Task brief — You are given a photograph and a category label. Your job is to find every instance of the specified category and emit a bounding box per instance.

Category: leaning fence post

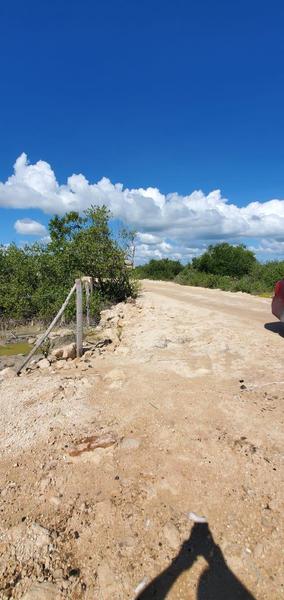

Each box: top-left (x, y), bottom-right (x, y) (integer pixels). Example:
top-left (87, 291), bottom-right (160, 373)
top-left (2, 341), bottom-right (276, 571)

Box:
top-left (17, 283), bottom-right (76, 375)
top-left (76, 278), bottom-right (83, 357)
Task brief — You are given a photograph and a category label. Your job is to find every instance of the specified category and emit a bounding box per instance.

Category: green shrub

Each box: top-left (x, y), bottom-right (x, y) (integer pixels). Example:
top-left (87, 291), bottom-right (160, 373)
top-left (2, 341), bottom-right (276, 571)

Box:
top-left (176, 267), bottom-right (232, 290)
top-left (192, 243), bottom-right (256, 277)
top-left (135, 258), bottom-right (183, 281)
top-left (256, 261), bottom-right (284, 290)
top-left (175, 252), bottom-right (280, 296)
top-left (0, 206), bottom-right (135, 324)
top-left (230, 275), bottom-right (266, 295)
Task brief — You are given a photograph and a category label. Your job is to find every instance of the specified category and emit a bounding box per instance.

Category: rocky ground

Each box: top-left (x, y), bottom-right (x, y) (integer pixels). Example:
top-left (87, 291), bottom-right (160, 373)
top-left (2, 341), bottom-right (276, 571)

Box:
top-left (0, 280), bottom-right (283, 599)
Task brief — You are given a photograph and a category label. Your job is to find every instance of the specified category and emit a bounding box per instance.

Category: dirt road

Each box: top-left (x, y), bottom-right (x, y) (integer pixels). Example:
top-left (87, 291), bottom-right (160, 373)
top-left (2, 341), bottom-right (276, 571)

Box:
top-left (0, 281), bottom-right (283, 599)
top-left (144, 279), bottom-right (275, 324)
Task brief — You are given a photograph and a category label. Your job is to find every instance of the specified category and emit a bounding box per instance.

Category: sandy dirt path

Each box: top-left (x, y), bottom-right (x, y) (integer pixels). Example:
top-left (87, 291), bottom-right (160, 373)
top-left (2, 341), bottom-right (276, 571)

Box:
top-left (0, 281), bottom-right (283, 600)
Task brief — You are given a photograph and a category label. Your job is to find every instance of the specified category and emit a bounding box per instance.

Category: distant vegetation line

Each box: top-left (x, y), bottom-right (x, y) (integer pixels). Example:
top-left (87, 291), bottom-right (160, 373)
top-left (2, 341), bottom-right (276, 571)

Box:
top-left (134, 243), bottom-right (283, 296)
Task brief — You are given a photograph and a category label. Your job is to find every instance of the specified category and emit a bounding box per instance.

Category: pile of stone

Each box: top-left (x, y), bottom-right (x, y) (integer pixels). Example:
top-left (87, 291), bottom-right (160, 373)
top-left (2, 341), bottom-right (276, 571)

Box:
top-left (0, 301), bottom-right (130, 379)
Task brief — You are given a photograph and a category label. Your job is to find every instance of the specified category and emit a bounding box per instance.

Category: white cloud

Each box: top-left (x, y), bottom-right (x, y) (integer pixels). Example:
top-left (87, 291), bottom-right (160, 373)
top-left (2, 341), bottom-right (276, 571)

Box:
top-left (136, 232), bottom-right (162, 245)
top-left (1, 153), bottom-right (284, 261)
top-left (250, 239), bottom-right (284, 256)
top-left (135, 240), bottom-right (203, 264)
top-left (14, 218), bottom-right (47, 236)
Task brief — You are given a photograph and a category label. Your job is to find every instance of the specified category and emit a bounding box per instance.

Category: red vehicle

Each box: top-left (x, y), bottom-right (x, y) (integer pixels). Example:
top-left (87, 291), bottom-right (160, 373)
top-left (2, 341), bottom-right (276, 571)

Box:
top-left (272, 280), bottom-right (284, 321)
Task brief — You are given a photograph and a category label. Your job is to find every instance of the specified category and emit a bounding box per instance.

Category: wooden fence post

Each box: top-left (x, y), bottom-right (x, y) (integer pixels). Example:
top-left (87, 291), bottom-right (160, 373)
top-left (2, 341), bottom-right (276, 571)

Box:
top-left (76, 278), bottom-right (83, 357)
top-left (17, 283), bottom-right (76, 375)
top-left (85, 283), bottom-right (90, 328)
top-left (17, 276), bottom-right (91, 373)
top-left (82, 276), bottom-right (93, 329)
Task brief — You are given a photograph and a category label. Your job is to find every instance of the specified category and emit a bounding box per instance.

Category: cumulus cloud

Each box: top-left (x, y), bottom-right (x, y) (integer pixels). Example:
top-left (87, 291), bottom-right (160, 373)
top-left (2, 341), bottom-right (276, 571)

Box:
top-left (250, 239), bottom-right (284, 256)
top-left (14, 218), bottom-right (47, 236)
top-left (136, 233), bottom-right (162, 245)
top-left (135, 241), bottom-right (203, 264)
top-left (1, 153), bottom-right (284, 261)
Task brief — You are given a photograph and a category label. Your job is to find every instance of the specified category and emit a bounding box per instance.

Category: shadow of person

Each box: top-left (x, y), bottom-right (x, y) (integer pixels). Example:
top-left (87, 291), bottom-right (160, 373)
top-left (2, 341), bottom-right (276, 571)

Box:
top-left (264, 321), bottom-right (284, 337)
top-left (136, 523), bottom-right (256, 600)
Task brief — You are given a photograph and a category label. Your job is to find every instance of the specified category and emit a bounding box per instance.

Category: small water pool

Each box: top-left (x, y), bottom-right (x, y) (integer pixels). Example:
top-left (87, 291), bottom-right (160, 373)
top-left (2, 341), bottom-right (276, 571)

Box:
top-left (0, 342), bottom-right (33, 356)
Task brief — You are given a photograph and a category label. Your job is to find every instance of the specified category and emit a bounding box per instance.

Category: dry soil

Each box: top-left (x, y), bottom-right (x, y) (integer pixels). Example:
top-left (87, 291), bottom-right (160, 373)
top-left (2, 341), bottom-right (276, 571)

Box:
top-left (0, 280), bottom-right (283, 600)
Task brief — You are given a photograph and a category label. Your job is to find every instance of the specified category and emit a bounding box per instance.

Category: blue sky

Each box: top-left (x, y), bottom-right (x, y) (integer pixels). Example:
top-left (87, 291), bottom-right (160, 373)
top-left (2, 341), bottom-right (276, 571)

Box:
top-left (1, 0), bottom-right (284, 262)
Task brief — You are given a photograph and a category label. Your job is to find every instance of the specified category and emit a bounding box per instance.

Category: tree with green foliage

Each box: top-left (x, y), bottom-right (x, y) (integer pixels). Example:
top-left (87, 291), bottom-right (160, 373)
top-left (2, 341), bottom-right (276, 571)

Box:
top-left (135, 258), bottom-right (183, 281)
top-left (0, 206), bottom-right (135, 324)
top-left (191, 243), bottom-right (257, 277)
top-left (119, 226), bottom-right (137, 266)
top-left (0, 244), bottom-right (38, 320)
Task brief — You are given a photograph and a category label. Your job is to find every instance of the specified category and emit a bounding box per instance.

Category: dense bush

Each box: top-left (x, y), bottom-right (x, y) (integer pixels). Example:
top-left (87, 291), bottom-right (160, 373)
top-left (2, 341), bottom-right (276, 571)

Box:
top-left (176, 266), bottom-right (267, 294)
top-left (191, 243), bottom-right (256, 277)
top-left (135, 258), bottom-right (183, 281)
top-left (0, 206), bottom-right (136, 324)
top-left (176, 267), bottom-right (230, 289)
top-left (255, 261), bottom-right (284, 290)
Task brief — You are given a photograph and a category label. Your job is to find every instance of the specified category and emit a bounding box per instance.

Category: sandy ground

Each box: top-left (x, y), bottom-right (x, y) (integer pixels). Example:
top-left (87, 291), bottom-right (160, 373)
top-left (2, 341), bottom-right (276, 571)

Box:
top-left (0, 280), bottom-right (283, 600)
